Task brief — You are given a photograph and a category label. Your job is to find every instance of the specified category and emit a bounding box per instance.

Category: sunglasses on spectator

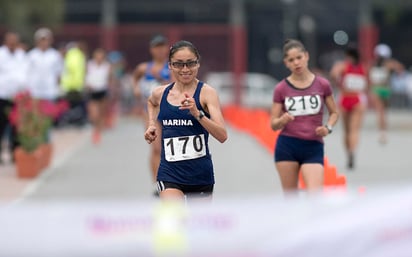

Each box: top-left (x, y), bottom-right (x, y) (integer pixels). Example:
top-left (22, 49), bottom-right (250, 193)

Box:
top-left (170, 60), bottom-right (199, 69)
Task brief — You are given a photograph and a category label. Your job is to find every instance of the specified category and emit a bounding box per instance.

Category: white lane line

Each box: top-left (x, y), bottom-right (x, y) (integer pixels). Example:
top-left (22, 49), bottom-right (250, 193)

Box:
top-left (11, 128), bottom-right (90, 205)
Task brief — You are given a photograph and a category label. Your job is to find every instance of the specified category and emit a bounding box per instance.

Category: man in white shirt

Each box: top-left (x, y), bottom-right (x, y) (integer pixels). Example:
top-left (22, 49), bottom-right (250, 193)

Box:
top-left (0, 31), bottom-right (28, 163)
top-left (27, 28), bottom-right (63, 101)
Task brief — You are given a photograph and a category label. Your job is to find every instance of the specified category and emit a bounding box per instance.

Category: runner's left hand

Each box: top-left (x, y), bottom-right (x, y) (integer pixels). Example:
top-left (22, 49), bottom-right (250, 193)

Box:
top-left (315, 126), bottom-right (329, 137)
top-left (179, 93), bottom-right (198, 116)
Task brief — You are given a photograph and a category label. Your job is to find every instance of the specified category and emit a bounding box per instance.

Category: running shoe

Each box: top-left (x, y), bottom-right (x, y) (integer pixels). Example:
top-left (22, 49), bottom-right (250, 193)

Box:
top-left (379, 132), bottom-right (387, 145)
top-left (92, 130), bottom-right (101, 144)
top-left (347, 153), bottom-right (354, 170)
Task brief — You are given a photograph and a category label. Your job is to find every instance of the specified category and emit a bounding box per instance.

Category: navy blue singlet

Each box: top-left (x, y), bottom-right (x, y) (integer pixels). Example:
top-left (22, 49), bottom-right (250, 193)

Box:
top-left (157, 81), bottom-right (214, 185)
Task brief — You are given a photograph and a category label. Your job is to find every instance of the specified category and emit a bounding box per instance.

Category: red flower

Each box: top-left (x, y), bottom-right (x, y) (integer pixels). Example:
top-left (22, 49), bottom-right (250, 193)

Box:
top-left (39, 100), bottom-right (58, 119)
top-left (8, 91), bottom-right (68, 152)
top-left (56, 100), bottom-right (69, 117)
top-left (8, 108), bottom-right (18, 126)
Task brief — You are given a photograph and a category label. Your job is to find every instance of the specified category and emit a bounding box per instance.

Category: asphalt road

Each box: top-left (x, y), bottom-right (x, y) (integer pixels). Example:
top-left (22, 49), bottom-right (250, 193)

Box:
top-left (18, 109), bottom-right (412, 202)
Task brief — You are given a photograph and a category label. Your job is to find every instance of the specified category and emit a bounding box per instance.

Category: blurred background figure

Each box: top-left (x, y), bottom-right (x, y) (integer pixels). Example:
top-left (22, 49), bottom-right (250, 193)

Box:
top-left (330, 45), bottom-right (368, 170)
top-left (107, 50), bottom-right (137, 117)
top-left (85, 48), bottom-right (112, 144)
top-left (133, 34), bottom-right (172, 187)
top-left (0, 31), bottom-right (28, 164)
top-left (369, 43), bottom-right (404, 144)
top-left (388, 60), bottom-right (410, 109)
top-left (27, 28), bottom-right (63, 102)
top-left (118, 67), bottom-right (136, 116)
top-left (106, 50), bottom-right (126, 126)
top-left (134, 34), bottom-right (171, 105)
top-left (59, 41), bottom-right (87, 127)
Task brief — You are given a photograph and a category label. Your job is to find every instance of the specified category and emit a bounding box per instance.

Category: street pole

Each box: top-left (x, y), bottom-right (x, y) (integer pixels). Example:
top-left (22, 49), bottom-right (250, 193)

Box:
top-left (229, 0), bottom-right (247, 106)
top-left (282, 0), bottom-right (298, 40)
top-left (299, 15), bottom-right (317, 68)
top-left (101, 0), bottom-right (118, 51)
top-left (358, 0), bottom-right (378, 66)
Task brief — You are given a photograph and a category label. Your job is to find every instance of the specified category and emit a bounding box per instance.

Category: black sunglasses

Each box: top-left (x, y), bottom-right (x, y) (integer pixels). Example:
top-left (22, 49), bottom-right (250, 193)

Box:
top-left (170, 60), bottom-right (199, 69)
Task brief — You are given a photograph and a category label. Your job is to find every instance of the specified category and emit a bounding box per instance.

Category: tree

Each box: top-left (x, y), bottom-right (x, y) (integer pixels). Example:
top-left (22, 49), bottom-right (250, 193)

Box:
top-left (0, 0), bottom-right (64, 44)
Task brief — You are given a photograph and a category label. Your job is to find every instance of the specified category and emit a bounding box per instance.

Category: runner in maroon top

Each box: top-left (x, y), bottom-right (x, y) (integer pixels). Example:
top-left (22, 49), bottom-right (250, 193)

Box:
top-left (330, 45), bottom-right (368, 170)
top-left (271, 39), bottom-right (339, 194)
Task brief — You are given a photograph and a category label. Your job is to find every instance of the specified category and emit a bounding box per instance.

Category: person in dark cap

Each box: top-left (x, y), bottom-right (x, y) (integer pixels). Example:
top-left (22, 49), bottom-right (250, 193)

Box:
top-left (133, 34), bottom-right (172, 194)
top-left (150, 34), bottom-right (168, 47)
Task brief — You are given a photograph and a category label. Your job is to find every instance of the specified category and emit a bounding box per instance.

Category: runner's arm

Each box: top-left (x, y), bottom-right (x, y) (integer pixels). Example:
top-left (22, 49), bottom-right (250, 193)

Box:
top-left (270, 102), bottom-right (293, 131)
top-left (386, 58), bottom-right (405, 74)
top-left (324, 94), bottom-right (339, 128)
top-left (329, 61), bottom-right (344, 87)
top-left (133, 63), bottom-right (147, 98)
top-left (144, 86), bottom-right (164, 144)
top-left (196, 85), bottom-right (228, 143)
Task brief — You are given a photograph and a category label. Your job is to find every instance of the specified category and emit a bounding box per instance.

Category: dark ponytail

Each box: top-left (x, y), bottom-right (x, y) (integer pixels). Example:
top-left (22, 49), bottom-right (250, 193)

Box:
top-left (345, 44), bottom-right (360, 64)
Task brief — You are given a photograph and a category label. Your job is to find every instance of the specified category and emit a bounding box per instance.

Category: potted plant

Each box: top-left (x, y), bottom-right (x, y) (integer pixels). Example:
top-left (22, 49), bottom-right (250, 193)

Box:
top-left (9, 91), bottom-right (68, 178)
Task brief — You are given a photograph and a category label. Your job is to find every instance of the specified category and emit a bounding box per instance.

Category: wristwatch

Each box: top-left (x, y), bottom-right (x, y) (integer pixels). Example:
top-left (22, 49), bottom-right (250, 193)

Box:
top-left (196, 110), bottom-right (205, 121)
top-left (325, 124), bottom-right (333, 134)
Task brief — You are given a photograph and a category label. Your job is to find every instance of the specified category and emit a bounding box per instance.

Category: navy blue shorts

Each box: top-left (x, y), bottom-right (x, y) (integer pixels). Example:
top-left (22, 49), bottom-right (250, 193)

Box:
top-left (156, 181), bottom-right (214, 198)
top-left (275, 135), bottom-right (324, 165)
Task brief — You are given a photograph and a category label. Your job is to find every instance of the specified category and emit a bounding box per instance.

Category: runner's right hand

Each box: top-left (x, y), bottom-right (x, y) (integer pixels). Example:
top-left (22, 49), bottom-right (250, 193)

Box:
top-left (144, 125), bottom-right (157, 144)
top-left (281, 112), bottom-right (294, 125)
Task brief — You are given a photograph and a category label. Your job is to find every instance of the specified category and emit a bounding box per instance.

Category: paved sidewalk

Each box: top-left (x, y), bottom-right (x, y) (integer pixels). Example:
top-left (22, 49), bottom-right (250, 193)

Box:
top-left (0, 127), bottom-right (90, 202)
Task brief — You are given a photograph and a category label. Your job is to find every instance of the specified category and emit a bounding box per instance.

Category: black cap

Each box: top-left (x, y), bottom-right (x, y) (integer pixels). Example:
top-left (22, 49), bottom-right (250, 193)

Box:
top-left (150, 34), bottom-right (168, 47)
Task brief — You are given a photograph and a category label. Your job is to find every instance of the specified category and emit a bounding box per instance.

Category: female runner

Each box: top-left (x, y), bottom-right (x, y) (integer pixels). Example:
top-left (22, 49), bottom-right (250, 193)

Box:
top-left (271, 39), bottom-right (339, 193)
top-left (144, 40), bottom-right (227, 200)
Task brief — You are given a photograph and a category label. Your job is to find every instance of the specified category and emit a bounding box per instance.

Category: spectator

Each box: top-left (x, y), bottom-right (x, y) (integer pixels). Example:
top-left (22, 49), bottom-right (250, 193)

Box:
top-left (59, 41), bottom-right (87, 126)
top-left (0, 31), bottom-right (28, 163)
top-left (27, 27), bottom-right (63, 102)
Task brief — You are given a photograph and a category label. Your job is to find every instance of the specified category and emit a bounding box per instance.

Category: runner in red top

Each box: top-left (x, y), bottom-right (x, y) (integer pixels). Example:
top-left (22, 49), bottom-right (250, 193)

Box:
top-left (271, 39), bottom-right (339, 194)
top-left (330, 45), bottom-right (368, 170)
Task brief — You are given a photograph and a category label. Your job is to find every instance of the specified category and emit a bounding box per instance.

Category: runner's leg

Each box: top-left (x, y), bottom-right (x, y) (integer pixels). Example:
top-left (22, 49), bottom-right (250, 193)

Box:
top-left (300, 163), bottom-right (324, 192)
top-left (371, 93), bottom-right (387, 143)
top-left (347, 104), bottom-right (365, 168)
top-left (159, 188), bottom-right (185, 200)
top-left (275, 161), bottom-right (300, 192)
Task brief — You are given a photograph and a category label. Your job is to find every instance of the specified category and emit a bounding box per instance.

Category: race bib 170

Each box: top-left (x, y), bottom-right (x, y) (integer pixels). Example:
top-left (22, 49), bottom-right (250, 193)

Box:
top-left (164, 134), bottom-right (206, 162)
top-left (285, 95), bottom-right (321, 116)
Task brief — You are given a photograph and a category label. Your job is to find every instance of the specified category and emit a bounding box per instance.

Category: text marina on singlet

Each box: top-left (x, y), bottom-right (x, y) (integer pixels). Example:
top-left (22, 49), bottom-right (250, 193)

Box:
top-left (162, 119), bottom-right (193, 126)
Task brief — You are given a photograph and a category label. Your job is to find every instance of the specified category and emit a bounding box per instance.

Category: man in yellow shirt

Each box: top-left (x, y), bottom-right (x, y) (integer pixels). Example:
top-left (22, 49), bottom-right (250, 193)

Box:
top-left (60, 41), bottom-right (87, 126)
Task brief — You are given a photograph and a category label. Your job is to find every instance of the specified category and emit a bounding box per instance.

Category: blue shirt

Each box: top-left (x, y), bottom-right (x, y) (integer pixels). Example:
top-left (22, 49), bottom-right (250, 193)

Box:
top-left (140, 61), bottom-right (171, 99)
top-left (157, 81), bottom-right (214, 185)
top-left (144, 61), bottom-right (170, 82)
